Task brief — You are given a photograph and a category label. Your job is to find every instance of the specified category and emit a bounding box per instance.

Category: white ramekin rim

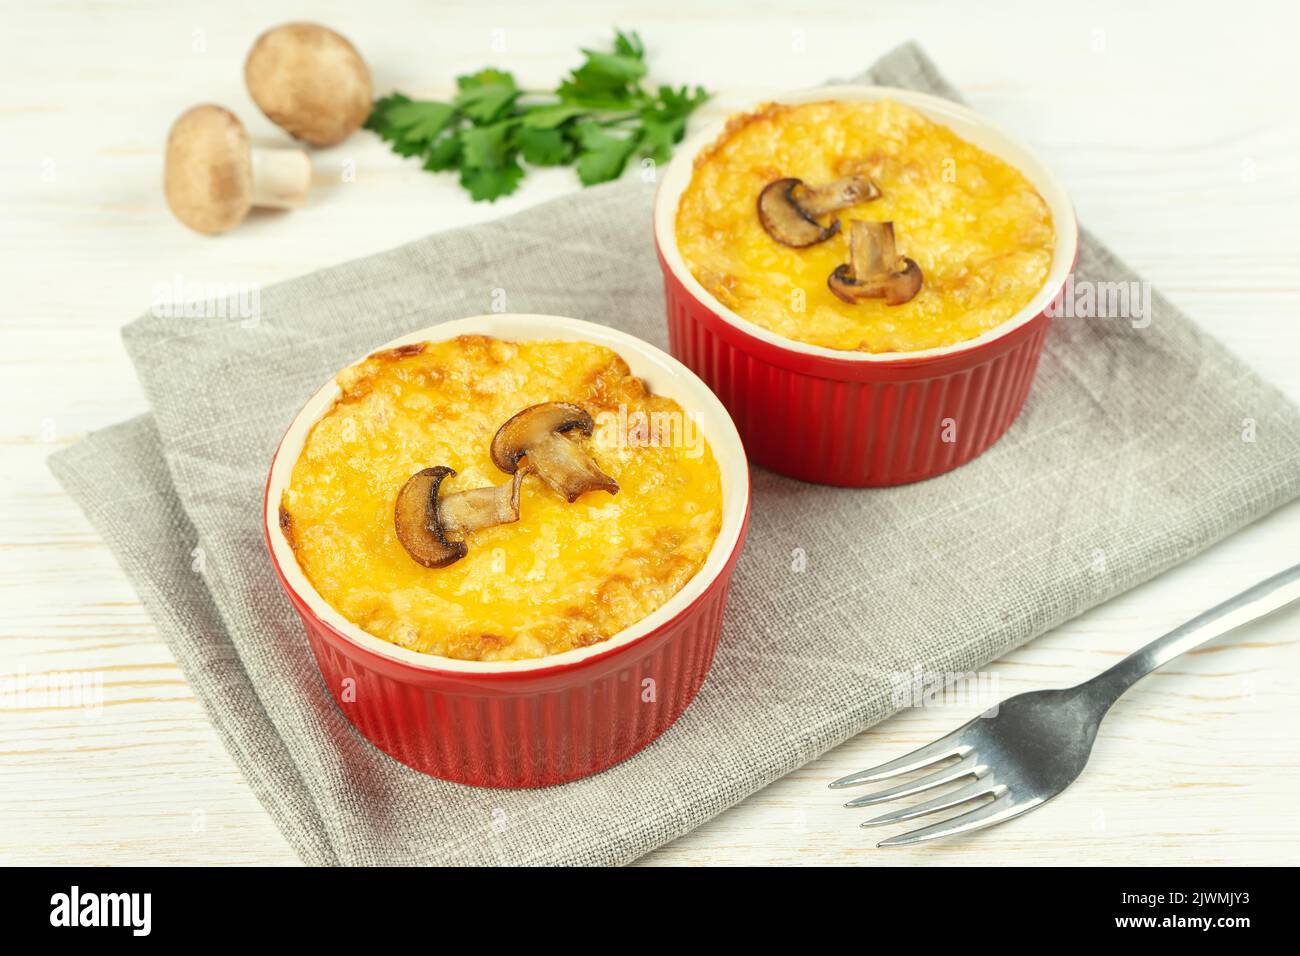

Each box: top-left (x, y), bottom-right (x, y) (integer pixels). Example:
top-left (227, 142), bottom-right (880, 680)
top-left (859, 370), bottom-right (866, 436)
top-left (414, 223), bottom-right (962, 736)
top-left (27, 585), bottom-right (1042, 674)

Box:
top-left (653, 84), bottom-right (1079, 363)
top-left (265, 313), bottom-right (750, 675)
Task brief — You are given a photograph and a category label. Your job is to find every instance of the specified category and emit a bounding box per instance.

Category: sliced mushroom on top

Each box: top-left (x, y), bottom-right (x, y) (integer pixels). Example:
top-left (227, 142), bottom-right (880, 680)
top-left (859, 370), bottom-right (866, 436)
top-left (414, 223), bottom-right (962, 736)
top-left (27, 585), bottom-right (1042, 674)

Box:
top-left (791, 176), bottom-right (882, 216)
top-left (757, 174), bottom-right (880, 247)
top-left (827, 220), bottom-right (924, 306)
top-left (491, 402), bottom-right (618, 503)
top-left (395, 465), bottom-right (527, 568)
top-left (439, 467), bottom-right (528, 535)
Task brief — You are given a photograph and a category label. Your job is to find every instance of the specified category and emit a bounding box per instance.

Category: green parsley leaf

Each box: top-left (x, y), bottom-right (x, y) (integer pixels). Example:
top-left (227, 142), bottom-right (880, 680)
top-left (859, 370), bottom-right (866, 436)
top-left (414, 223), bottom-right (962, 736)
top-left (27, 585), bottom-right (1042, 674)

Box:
top-left (516, 127), bottom-right (573, 166)
top-left (458, 121), bottom-right (525, 201)
top-left (519, 103), bottom-right (587, 129)
top-left (460, 159), bottom-right (525, 202)
top-left (366, 94), bottom-right (458, 157)
top-left (453, 69), bottom-right (520, 124)
top-left (422, 133), bottom-right (462, 172)
top-left (562, 50), bottom-right (647, 98)
top-left (612, 29), bottom-right (645, 59)
top-left (572, 123), bottom-right (637, 185)
top-left (458, 121), bottom-right (514, 169)
top-left (638, 84), bottom-right (710, 163)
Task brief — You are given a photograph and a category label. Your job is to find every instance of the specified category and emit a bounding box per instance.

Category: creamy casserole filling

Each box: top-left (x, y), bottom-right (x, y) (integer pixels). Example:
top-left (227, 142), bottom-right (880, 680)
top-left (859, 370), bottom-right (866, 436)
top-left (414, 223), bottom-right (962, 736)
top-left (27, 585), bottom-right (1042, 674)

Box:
top-left (281, 336), bottom-right (723, 661)
top-left (675, 99), bottom-right (1056, 353)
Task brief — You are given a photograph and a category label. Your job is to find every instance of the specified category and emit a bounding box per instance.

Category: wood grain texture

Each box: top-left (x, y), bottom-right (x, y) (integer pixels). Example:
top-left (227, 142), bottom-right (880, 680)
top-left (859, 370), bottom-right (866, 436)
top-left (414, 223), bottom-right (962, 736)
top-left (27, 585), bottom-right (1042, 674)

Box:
top-left (1, 0), bottom-right (1297, 866)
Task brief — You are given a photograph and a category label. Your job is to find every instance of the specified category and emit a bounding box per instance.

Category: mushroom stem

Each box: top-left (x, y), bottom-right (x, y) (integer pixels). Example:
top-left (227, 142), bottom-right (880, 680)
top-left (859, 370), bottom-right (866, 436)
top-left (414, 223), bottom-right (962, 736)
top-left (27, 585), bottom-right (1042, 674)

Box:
top-left (439, 468), bottom-right (528, 535)
top-left (793, 176), bottom-right (881, 217)
top-left (850, 219), bottom-right (894, 278)
top-left (250, 147), bottom-right (311, 208)
top-left (526, 432), bottom-right (619, 503)
top-left (827, 220), bottom-right (924, 306)
top-left (394, 466), bottom-right (532, 569)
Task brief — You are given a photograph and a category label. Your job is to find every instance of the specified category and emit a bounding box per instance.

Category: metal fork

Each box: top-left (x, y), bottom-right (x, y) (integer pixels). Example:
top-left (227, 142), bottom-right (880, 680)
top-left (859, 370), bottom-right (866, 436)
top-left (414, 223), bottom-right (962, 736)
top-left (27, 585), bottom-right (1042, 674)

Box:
top-left (831, 561), bottom-right (1300, 847)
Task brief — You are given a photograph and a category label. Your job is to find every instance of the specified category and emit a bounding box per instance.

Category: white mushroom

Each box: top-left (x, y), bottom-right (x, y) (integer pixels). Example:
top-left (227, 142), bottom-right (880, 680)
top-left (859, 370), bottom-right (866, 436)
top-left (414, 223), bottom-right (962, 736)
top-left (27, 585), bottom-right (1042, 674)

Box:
top-left (164, 105), bottom-right (311, 235)
top-left (244, 23), bottom-right (373, 147)
top-left (394, 466), bottom-right (530, 569)
top-left (757, 174), bottom-right (881, 248)
top-left (827, 220), bottom-right (923, 306)
top-left (490, 403), bottom-right (618, 503)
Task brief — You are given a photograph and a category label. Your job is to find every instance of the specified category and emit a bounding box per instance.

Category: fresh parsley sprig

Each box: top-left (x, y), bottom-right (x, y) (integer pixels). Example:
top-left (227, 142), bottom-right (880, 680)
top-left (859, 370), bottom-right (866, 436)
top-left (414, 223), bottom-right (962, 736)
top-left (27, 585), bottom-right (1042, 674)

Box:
top-left (365, 30), bottom-right (710, 202)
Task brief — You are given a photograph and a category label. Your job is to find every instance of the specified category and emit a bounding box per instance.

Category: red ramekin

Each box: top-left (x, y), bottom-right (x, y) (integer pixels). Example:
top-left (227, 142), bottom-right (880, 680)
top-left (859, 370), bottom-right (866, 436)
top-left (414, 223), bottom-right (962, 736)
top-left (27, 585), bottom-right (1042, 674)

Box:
top-left (264, 314), bottom-right (751, 788)
top-left (654, 86), bottom-right (1079, 486)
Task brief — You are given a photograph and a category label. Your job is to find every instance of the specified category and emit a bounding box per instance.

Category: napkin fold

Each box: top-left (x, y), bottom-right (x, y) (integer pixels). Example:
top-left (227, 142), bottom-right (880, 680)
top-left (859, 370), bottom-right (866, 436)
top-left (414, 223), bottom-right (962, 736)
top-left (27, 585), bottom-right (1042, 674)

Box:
top-left (50, 43), bottom-right (1300, 866)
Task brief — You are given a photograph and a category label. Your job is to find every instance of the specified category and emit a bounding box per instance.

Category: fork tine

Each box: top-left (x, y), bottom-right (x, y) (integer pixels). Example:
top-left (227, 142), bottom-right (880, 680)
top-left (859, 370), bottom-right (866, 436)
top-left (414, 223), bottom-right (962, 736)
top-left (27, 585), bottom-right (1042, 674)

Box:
top-left (875, 793), bottom-right (1045, 847)
top-left (842, 754), bottom-right (982, 808)
top-left (859, 779), bottom-right (1003, 827)
top-left (829, 733), bottom-right (973, 789)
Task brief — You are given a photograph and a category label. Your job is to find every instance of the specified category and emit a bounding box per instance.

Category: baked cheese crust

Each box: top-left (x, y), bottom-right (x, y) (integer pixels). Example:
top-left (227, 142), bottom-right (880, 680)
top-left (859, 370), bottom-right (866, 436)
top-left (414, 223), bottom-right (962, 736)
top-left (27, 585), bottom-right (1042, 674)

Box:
top-left (675, 99), bottom-right (1055, 353)
top-left (280, 336), bottom-right (723, 662)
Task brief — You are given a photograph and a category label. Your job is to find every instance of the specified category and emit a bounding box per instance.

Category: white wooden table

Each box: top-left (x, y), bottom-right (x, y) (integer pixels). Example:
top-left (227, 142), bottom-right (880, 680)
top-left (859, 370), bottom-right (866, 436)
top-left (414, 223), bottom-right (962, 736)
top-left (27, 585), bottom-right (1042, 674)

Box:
top-left (2, 0), bottom-right (1297, 866)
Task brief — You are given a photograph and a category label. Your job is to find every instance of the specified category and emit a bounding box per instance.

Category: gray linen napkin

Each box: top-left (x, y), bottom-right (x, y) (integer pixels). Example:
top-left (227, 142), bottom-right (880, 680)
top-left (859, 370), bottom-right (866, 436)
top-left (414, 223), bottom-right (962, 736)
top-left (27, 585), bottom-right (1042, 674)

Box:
top-left (50, 43), bottom-right (1300, 866)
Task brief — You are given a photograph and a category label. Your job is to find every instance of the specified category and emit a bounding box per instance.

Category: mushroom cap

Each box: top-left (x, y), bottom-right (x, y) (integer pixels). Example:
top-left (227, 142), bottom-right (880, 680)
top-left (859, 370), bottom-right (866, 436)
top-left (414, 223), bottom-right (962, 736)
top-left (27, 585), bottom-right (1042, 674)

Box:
top-left (490, 403), bottom-right (617, 503)
top-left (394, 466), bottom-right (467, 568)
top-left (757, 175), bottom-right (880, 248)
top-left (490, 402), bottom-right (595, 474)
top-left (164, 105), bottom-right (253, 235)
top-left (828, 258), bottom-right (923, 305)
top-left (757, 178), bottom-right (841, 248)
top-left (245, 22), bottom-right (373, 147)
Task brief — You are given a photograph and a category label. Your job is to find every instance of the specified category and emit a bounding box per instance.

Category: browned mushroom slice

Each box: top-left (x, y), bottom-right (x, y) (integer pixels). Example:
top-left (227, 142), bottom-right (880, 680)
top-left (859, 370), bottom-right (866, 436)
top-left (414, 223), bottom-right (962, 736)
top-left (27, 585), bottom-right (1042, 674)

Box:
top-left (395, 466), bottom-right (531, 568)
top-left (395, 466), bottom-right (466, 568)
top-left (491, 402), bottom-right (618, 503)
top-left (757, 174), bottom-right (879, 247)
top-left (791, 176), bottom-right (881, 216)
top-left (758, 178), bottom-right (840, 248)
top-left (827, 220), bottom-right (923, 306)
top-left (438, 468), bottom-right (527, 535)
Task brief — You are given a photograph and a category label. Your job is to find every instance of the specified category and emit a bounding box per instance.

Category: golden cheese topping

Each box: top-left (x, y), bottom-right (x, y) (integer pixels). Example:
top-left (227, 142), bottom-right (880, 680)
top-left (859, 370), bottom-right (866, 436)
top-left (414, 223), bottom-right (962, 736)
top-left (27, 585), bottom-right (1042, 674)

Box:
top-left (675, 99), bottom-right (1056, 353)
top-left (280, 336), bottom-right (723, 662)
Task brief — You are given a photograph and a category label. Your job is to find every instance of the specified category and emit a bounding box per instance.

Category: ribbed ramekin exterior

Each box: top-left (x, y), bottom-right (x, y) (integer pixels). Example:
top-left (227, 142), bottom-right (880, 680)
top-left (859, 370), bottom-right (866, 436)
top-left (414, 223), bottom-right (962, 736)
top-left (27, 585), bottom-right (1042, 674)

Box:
top-left (271, 514), bottom-right (746, 789)
top-left (660, 259), bottom-right (1052, 487)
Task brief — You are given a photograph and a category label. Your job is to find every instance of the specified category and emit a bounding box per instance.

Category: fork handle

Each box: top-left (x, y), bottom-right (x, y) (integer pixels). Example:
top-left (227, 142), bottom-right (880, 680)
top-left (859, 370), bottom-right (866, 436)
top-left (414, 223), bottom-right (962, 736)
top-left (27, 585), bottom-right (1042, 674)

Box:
top-left (1082, 561), bottom-right (1300, 703)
